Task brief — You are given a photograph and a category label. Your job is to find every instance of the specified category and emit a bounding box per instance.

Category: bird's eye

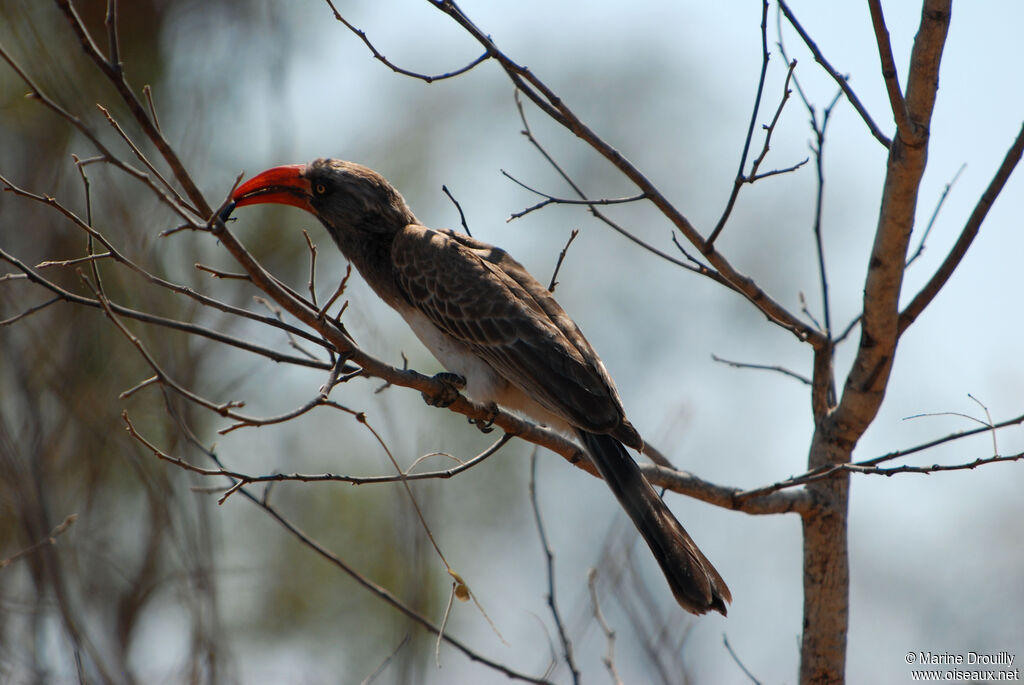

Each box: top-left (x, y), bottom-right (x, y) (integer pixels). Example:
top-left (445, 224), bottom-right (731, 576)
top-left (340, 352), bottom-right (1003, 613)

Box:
top-left (314, 183), bottom-right (327, 195)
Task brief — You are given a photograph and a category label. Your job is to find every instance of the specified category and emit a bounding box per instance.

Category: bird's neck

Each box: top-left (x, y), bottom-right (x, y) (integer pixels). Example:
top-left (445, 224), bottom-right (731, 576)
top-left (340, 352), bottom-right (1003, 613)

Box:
top-left (326, 222), bottom-right (405, 308)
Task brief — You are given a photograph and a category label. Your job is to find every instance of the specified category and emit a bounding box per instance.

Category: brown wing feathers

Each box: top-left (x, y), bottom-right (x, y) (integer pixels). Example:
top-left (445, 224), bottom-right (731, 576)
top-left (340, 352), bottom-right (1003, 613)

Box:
top-left (392, 225), bottom-right (626, 434)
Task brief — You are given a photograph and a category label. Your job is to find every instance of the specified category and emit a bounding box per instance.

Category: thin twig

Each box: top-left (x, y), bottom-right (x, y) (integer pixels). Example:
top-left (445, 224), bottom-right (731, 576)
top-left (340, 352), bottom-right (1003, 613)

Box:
top-left (96, 104), bottom-right (195, 215)
top-left (253, 296), bottom-right (323, 362)
top-left (723, 634), bottom-right (764, 685)
top-left (194, 263), bottom-right (251, 280)
top-left (303, 230), bottom-right (319, 308)
top-left (219, 397), bottom-right (359, 435)
top-left (906, 163), bottom-right (966, 267)
top-left (735, 411), bottom-right (1024, 502)
top-left (529, 452), bottom-right (579, 685)
top-left (834, 313), bottom-right (861, 345)
top-left (318, 263), bottom-right (352, 322)
top-left (587, 569), bottom-right (623, 685)
top-left (547, 229), bottom-right (578, 293)
top-left (967, 393), bottom-right (998, 456)
top-left (709, 0), bottom-right (772, 245)
top-left (37, 253), bottom-right (112, 269)
top-left (359, 416), bottom-right (505, 648)
top-left (0, 514), bottom-right (77, 570)
top-left (359, 634), bottom-right (410, 685)
top-left (139, 429), bottom-right (513, 489)
top-left (323, 0), bottom-right (491, 83)
top-left (0, 175), bottom-right (330, 350)
top-left (2, 246), bottom-right (331, 369)
top-left (142, 84), bottom-right (161, 134)
top-left (777, 0), bottom-right (891, 148)
top-left (748, 158), bottom-right (808, 182)
top-left (904, 394), bottom-right (999, 456)
top-left (511, 92), bottom-right (731, 286)
top-left (85, 274), bottom-right (248, 418)
top-left (798, 291), bottom-right (824, 333)
top-left (867, 0), bottom-right (914, 139)
top-left (55, 0), bottom-right (212, 216)
top-left (786, 452), bottom-right (1024, 486)
top-left (104, 0), bottom-right (120, 71)
top-left (711, 353), bottom-right (812, 386)
top-left (0, 39), bottom-right (149, 195)
top-left (748, 59), bottom-right (800, 180)
top-left (899, 121), bottom-right (1024, 334)
top-left (435, 583), bottom-right (458, 668)
top-left (808, 88), bottom-right (844, 338)
top-left (70, 153), bottom-right (105, 295)
top-left (119, 375), bottom-right (158, 400)
top-left (0, 296), bottom-right (62, 326)
top-left (441, 184), bottom-right (471, 237)
top-left (423, 6), bottom-right (827, 347)
top-left (503, 169), bottom-right (647, 222)
top-left (147, 412), bottom-right (552, 684)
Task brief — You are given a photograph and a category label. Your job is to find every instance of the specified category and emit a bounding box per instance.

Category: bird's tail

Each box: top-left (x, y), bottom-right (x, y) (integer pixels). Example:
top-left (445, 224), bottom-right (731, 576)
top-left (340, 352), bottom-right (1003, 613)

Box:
top-left (577, 430), bottom-right (731, 615)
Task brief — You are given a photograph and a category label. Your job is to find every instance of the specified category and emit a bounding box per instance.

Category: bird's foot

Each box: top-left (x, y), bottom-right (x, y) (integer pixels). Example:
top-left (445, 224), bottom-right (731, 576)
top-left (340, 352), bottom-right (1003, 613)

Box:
top-left (468, 402), bottom-right (498, 433)
top-left (422, 372), bottom-right (466, 408)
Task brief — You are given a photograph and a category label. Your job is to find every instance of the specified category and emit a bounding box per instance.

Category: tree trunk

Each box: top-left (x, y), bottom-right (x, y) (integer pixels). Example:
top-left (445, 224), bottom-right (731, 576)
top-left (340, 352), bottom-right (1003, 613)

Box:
top-left (799, 431), bottom-right (852, 684)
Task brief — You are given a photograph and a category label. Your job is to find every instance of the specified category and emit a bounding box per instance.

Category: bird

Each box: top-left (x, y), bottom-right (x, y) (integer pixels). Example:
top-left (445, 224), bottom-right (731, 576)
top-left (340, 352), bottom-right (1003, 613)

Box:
top-left (227, 158), bottom-right (731, 615)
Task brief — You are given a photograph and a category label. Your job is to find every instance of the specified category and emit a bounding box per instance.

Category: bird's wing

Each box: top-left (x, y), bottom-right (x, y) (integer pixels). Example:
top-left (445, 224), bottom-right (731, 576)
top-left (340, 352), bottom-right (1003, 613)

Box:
top-left (392, 225), bottom-right (629, 435)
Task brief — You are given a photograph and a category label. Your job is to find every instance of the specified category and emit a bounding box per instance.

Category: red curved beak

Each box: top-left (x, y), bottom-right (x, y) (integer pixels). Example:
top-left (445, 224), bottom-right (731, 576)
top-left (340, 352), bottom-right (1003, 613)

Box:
top-left (232, 164), bottom-right (313, 213)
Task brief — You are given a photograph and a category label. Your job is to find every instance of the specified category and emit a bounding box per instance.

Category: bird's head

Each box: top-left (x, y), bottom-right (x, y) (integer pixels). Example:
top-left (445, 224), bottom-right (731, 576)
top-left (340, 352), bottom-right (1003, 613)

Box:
top-left (231, 158), bottom-right (417, 237)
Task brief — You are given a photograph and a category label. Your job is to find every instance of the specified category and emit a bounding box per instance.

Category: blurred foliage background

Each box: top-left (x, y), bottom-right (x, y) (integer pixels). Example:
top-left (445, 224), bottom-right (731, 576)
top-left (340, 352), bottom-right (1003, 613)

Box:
top-left (2, 1), bottom-right (1023, 683)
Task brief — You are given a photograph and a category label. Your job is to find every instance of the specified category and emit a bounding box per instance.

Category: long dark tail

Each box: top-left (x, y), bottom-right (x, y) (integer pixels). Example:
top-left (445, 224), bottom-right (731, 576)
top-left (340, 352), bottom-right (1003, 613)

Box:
top-left (577, 430), bottom-right (731, 615)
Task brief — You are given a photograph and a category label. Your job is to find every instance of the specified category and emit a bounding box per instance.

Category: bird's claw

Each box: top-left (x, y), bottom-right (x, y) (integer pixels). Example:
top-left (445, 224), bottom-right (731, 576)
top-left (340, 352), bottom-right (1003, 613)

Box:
top-left (468, 402), bottom-right (498, 433)
top-left (422, 372), bottom-right (466, 408)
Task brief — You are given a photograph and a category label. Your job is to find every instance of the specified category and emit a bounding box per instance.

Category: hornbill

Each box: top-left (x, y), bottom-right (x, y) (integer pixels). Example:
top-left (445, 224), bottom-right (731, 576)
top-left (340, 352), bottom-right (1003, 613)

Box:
top-left (227, 158), bottom-right (730, 615)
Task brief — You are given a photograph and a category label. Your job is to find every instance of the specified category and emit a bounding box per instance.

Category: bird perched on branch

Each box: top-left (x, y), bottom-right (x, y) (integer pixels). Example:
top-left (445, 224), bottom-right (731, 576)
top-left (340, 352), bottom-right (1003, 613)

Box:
top-left (228, 158), bottom-right (730, 615)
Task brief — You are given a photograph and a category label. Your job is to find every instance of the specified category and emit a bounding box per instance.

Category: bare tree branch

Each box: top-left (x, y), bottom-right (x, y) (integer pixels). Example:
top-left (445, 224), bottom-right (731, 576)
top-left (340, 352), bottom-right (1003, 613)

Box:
top-left (0, 40), bottom-right (195, 220)
top-left (129, 414), bottom-right (514, 491)
top-left (832, 0), bottom-right (950, 445)
top-left (723, 634), bottom-right (764, 685)
top-left (54, 0), bottom-right (212, 217)
top-left (777, 0), bottom-right (892, 148)
top-left (503, 169), bottom-right (647, 222)
top-left (547, 229), bottom-right (579, 293)
top-left (899, 121), bottom-right (1024, 334)
top-left (359, 635), bottom-right (411, 685)
top-left (736, 407), bottom-right (1024, 502)
top-left (710, 1), bottom-right (792, 245)
top-left (529, 452), bottom-right (579, 685)
top-left (711, 353), bottom-right (812, 386)
top-left (418, 1), bottom-right (828, 348)
top-left (587, 569), bottom-right (623, 685)
top-left (441, 184), bottom-right (472, 236)
top-left (0, 246), bottom-right (332, 369)
top-left (322, 0), bottom-right (490, 83)
top-left (97, 103), bottom-right (194, 213)
top-left (511, 93), bottom-right (723, 283)
top-left (0, 295), bottom-right (62, 326)
top-left (131, 402), bottom-right (550, 683)
top-left (0, 514), bottom-right (77, 570)
top-left (642, 464), bottom-right (813, 516)
top-left (867, 0), bottom-right (914, 140)
top-left (0, 174), bottom-right (334, 354)
top-left (814, 89), bottom-right (843, 338)
top-left (906, 162), bottom-right (966, 267)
